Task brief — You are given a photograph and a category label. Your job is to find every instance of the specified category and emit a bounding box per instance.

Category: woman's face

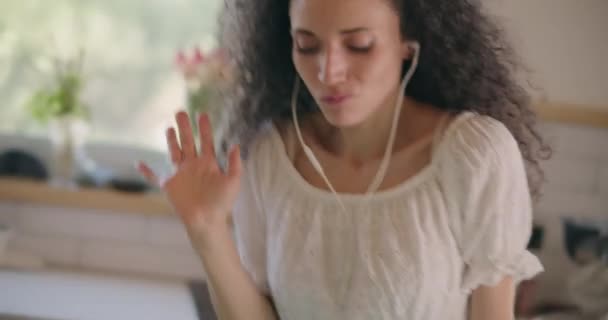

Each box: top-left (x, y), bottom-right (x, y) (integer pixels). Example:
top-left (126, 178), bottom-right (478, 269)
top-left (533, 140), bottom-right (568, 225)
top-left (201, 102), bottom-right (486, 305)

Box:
top-left (290, 0), bottom-right (411, 128)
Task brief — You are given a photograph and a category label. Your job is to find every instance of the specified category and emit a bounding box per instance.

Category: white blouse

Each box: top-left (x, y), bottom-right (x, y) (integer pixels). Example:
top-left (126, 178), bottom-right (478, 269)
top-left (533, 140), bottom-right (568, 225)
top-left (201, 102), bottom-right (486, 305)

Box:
top-left (231, 111), bottom-right (543, 320)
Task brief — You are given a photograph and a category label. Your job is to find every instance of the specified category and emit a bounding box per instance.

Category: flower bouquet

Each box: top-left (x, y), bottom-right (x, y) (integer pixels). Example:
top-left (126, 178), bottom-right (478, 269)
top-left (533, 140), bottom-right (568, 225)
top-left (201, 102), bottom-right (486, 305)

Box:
top-left (175, 47), bottom-right (234, 136)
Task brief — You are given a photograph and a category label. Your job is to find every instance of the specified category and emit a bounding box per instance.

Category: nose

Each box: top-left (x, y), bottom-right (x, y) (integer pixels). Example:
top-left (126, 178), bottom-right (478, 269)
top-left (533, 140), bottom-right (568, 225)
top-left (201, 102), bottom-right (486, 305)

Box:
top-left (318, 47), bottom-right (347, 85)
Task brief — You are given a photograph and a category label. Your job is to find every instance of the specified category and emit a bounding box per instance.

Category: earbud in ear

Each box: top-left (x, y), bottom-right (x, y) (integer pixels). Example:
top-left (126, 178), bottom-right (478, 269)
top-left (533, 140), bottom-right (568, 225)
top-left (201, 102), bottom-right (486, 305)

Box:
top-left (405, 41), bottom-right (420, 59)
top-left (409, 41), bottom-right (420, 53)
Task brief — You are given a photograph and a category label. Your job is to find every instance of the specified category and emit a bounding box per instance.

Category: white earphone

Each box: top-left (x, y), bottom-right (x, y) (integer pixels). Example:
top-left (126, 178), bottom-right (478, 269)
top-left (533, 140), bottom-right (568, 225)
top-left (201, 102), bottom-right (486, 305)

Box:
top-left (291, 41), bottom-right (421, 210)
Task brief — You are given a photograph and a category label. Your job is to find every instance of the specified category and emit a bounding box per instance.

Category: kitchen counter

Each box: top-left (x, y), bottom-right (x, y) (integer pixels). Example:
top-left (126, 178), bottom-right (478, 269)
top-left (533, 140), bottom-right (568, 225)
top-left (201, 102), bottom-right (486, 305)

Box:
top-left (0, 268), bottom-right (208, 320)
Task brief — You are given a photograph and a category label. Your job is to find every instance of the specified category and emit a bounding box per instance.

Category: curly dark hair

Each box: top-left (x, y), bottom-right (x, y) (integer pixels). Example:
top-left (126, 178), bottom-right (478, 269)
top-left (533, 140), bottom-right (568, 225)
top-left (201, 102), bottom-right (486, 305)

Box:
top-left (216, 0), bottom-right (551, 199)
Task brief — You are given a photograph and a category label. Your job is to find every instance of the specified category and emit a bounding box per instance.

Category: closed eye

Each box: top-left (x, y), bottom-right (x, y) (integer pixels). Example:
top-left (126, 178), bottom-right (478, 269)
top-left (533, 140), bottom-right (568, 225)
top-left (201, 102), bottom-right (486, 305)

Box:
top-left (296, 46), bottom-right (320, 54)
top-left (348, 45), bottom-right (373, 53)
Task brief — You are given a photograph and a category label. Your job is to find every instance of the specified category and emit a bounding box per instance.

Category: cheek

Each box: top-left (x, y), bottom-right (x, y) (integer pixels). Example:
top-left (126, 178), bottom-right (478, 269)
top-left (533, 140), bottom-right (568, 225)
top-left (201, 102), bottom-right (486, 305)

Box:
top-left (355, 51), bottom-right (404, 105)
top-left (362, 50), bottom-right (403, 81)
top-left (292, 54), bottom-right (319, 86)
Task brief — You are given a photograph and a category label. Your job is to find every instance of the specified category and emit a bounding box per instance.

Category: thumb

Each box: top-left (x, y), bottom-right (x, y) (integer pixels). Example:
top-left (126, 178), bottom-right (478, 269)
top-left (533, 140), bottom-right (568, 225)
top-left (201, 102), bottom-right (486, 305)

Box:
top-left (137, 161), bottom-right (160, 186)
top-left (226, 145), bottom-right (242, 180)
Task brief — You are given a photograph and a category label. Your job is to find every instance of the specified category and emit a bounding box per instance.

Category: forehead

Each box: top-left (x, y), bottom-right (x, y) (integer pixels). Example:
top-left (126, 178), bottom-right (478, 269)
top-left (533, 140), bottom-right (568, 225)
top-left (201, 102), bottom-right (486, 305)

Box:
top-left (289, 0), bottom-right (398, 33)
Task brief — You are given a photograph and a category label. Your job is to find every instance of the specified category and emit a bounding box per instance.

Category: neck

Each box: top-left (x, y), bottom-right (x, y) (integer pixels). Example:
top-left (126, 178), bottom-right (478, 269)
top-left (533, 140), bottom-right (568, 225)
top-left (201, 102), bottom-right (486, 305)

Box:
top-left (321, 89), bottom-right (415, 167)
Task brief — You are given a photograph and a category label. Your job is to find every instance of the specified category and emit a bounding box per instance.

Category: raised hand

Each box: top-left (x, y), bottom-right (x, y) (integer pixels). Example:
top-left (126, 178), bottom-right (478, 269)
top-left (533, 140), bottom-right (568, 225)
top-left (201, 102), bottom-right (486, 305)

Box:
top-left (138, 111), bottom-right (241, 237)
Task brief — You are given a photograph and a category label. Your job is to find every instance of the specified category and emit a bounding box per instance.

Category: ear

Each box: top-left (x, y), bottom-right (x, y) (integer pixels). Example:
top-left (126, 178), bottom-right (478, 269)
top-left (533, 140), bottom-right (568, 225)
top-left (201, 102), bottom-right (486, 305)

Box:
top-left (401, 41), bottom-right (419, 60)
top-left (401, 41), bottom-right (413, 60)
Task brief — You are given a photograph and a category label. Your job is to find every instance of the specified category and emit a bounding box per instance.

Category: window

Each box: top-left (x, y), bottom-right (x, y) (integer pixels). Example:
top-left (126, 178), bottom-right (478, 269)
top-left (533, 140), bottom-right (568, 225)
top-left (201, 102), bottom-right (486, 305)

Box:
top-left (0, 0), bottom-right (222, 152)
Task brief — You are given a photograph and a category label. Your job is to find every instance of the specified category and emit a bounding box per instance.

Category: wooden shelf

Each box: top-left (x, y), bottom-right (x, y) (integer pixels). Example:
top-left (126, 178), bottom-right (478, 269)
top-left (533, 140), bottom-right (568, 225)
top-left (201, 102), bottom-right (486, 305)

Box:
top-left (0, 177), bottom-right (173, 216)
top-left (535, 102), bottom-right (608, 128)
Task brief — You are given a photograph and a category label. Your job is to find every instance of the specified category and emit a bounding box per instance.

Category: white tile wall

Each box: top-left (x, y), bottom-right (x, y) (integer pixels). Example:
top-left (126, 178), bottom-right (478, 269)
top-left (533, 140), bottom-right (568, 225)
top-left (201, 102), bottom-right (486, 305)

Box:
top-left (9, 233), bottom-right (80, 265)
top-left (1, 206), bottom-right (204, 279)
top-left (0, 201), bottom-right (205, 279)
top-left (17, 205), bottom-right (147, 242)
top-left (541, 156), bottom-right (597, 195)
top-left (535, 121), bottom-right (608, 218)
top-left (80, 240), bottom-right (204, 279)
top-left (534, 191), bottom-right (608, 219)
top-left (0, 202), bottom-right (19, 227)
top-left (144, 216), bottom-right (193, 250)
top-left (540, 121), bottom-right (608, 162)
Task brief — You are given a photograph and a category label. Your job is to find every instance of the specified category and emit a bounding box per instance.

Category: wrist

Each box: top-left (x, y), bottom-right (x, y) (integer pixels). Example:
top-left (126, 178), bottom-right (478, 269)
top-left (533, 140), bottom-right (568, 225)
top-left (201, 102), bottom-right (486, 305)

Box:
top-left (188, 219), bottom-right (235, 256)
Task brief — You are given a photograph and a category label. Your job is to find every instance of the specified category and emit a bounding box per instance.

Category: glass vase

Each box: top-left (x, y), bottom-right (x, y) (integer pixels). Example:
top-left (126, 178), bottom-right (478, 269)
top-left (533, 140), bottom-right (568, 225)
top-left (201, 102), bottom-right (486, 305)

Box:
top-left (48, 116), bottom-right (89, 189)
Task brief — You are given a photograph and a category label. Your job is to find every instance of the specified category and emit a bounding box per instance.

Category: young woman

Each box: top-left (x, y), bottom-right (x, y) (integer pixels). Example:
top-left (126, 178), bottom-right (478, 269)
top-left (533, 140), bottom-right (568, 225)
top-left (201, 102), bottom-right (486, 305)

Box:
top-left (139, 0), bottom-right (550, 318)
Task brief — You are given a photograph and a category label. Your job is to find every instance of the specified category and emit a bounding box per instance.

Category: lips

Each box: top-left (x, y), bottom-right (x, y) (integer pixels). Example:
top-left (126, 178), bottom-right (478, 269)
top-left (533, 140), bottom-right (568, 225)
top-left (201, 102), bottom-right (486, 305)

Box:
top-left (321, 94), bottom-right (351, 105)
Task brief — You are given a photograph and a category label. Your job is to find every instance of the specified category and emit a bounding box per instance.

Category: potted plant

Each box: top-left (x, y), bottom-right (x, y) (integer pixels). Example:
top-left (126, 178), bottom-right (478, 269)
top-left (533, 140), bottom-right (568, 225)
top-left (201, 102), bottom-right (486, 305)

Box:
top-left (25, 51), bottom-right (90, 187)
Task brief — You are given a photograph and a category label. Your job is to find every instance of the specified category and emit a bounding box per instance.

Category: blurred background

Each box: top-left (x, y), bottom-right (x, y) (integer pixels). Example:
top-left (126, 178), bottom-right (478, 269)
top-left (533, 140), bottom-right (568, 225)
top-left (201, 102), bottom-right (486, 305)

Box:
top-left (0, 0), bottom-right (607, 319)
top-left (0, 0), bottom-right (222, 150)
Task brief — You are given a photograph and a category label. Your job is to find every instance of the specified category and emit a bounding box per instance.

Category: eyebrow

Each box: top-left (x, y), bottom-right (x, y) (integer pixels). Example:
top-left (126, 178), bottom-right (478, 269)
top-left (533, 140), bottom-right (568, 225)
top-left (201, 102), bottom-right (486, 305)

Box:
top-left (293, 27), bottom-right (370, 36)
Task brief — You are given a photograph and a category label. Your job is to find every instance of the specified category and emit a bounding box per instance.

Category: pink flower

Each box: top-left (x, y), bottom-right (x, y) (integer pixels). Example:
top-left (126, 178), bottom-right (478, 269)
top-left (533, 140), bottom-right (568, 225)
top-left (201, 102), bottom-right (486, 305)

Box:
top-left (193, 48), bottom-right (204, 64)
top-left (175, 46), bottom-right (235, 92)
top-left (175, 51), bottom-right (187, 66)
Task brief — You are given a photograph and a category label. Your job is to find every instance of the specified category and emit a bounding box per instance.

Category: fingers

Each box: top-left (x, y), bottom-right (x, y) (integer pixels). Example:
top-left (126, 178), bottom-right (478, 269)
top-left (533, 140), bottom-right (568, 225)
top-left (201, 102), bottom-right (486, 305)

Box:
top-left (137, 161), bottom-right (160, 186)
top-left (198, 113), bottom-right (217, 159)
top-left (166, 127), bottom-right (182, 165)
top-left (176, 111), bottom-right (197, 159)
top-left (226, 145), bottom-right (242, 179)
